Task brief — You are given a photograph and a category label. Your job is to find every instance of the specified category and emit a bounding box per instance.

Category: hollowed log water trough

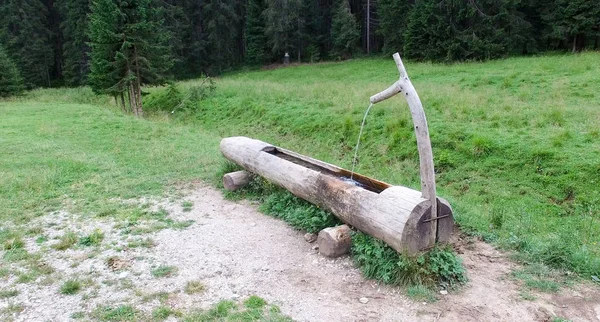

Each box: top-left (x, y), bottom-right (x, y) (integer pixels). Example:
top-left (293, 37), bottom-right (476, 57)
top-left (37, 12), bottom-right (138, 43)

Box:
top-left (220, 53), bottom-right (454, 255)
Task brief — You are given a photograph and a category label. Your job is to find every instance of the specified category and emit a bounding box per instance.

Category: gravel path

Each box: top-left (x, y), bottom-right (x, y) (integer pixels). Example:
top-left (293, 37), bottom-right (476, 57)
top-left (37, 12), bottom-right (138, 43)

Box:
top-left (1, 184), bottom-right (599, 321)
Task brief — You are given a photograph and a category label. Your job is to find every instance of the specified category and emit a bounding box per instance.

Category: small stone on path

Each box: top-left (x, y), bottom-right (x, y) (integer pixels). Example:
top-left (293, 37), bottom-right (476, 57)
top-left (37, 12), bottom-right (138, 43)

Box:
top-left (304, 233), bottom-right (317, 243)
top-left (440, 290), bottom-right (448, 295)
top-left (359, 297), bottom-right (369, 304)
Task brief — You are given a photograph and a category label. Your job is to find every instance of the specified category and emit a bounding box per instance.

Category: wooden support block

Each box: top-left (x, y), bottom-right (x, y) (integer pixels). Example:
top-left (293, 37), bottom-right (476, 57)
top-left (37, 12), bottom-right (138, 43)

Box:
top-left (223, 171), bottom-right (251, 191)
top-left (317, 225), bottom-right (352, 257)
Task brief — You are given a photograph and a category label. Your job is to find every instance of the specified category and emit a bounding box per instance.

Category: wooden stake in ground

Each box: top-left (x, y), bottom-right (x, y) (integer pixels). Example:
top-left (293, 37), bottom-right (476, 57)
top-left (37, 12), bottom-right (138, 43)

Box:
top-left (223, 171), bottom-right (251, 191)
top-left (317, 225), bottom-right (352, 257)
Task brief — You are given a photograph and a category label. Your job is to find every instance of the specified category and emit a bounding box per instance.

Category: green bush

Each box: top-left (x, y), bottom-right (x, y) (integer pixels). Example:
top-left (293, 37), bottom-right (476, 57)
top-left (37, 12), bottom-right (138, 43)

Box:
top-left (0, 45), bottom-right (24, 98)
top-left (144, 78), bottom-right (215, 113)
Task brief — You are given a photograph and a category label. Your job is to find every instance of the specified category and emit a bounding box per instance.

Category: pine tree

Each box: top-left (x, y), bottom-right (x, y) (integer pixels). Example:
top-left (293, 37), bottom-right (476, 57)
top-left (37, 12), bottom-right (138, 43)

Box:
top-left (404, 0), bottom-right (528, 61)
top-left (162, 0), bottom-right (190, 77)
top-left (542, 0), bottom-right (600, 52)
top-left (0, 0), bottom-right (55, 88)
top-left (88, 0), bottom-right (173, 116)
top-left (376, 0), bottom-right (410, 55)
top-left (245, 0), bottom-right (268, 65)
top-left (88, 0), bottom-right (123, 97)
top-left (43, 0), bottom-right (63, 82)
top-left (330, 0), bottom-right (359, 59)
top-left (172, 0), bottom-right (209, 76)
top-left (264, 0), bottom-right (303, 60)
top-left (0, 44), bottom-right (24, 97)
top-left (203, 0), bottom-right (240, 73)
top-left (298, 0), bottom-right (324, 62)
top-left (58, 0), bottom-right (91, 86)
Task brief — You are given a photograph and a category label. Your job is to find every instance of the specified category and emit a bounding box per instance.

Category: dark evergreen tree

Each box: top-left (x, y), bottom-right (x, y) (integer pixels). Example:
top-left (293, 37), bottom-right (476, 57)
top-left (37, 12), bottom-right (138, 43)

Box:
top-left (58, 0), bottom-right (91, 86)
top-left (404, 0), bottom-right (529, 61)
top-left (176, 0), bottom-right (209, 76)
top-left (0, 44), bottom-right (24, 97)
top-left (330, 0), bottom-right (359, 59)
top-left (264, 0), bottom-right (303, 61)
top-left (162, 0), bottom-right (190, 76)
top-left (299, 0), bottom-right (325, 62)
top-left (88, 0), bottom-right (122, 97)
top-left (88, 0), bottom-right (173, 116)
top-left (376, 0), bottom-right (410, 55)
top-left (203, 0), bottom-right (240, 73)
top-left (43, 0), bottom-right (63, 82)
top-left (542, 0), bottom-right (600, 52)
top-left (245, 0), bottom-right (268, 64)
top-left (0, 0), bottom-right (55, 88)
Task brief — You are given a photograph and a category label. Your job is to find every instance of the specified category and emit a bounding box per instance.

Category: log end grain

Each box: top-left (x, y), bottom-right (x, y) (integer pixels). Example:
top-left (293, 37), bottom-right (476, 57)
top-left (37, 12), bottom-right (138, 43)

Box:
top-left (223, 170), bottom-right (251, 191)
top-left (317, 225), bottom-right (352, 257)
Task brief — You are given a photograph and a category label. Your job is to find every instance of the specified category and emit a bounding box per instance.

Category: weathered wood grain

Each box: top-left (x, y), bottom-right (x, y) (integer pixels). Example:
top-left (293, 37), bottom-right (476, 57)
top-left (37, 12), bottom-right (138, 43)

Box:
top-left (220, 136), bottom-right (438, 254)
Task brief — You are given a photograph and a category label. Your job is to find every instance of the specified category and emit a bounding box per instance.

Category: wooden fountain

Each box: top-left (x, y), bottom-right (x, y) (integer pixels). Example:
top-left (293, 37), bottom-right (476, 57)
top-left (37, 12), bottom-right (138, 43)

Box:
top-left (220, 53), bottom-right (453, 255)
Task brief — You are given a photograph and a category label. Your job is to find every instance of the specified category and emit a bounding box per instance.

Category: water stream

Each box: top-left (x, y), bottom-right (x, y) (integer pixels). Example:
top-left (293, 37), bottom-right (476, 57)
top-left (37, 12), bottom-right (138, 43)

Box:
top-left (350, 103), bottom-right (374, 180)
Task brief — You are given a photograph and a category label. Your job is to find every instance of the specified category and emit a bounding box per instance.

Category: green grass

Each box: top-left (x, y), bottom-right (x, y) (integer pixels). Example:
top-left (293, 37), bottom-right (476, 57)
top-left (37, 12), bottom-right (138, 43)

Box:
top-left (406, 284), bottom-right (438, 302)
top-left (182, 201), bottom-right (194, 212)
top-left (60, 279), bottom-right (82, 295)
top-left (351, 232), bottom-right (467, 288)
top-left (79, 229), bottom-right (104, 247)
top-left (184, 280), bottom-right (206, 294)
top-left (243, 295), bottom-right (267, 309)
top-left (127, 237), bottom-right (155, 249)
top-left (511, 262), bottom-right (566, 293)
top-left (0, 289), bottom-right (18, 298)
top-left (151, 265), bottom-right (178, 278)
top-left (93, 305), bottom-right (138, 321)
top-left (53, 232), bottom-right (79, 250)
top-left (1, 53), bottom-right (599, 285)
top-left (183, 298), bottom-right (292, 322)
top-left (152, 306), bottom-right (177, 321)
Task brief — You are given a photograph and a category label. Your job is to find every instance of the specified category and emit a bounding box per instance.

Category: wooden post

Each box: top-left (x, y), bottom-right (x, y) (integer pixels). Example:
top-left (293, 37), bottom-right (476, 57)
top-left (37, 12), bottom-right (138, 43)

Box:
top-left (223, 171), bottom-right (251, 191)
top-left (317, 225), bottom-right (352, 257)
top-left (370, 53), bottom-right (438, 241)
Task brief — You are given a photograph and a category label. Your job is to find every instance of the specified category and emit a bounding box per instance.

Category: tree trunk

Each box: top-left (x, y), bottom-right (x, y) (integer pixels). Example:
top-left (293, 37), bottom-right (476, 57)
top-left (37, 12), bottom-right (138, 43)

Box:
top-left (120, 92), bottom-right (126, 113)
top-left (129, 84), bottom-right (137, 117)
top-left (135, 80), bottom-right (143, 117)
top-left (133, 45), bottom-right (144, 117)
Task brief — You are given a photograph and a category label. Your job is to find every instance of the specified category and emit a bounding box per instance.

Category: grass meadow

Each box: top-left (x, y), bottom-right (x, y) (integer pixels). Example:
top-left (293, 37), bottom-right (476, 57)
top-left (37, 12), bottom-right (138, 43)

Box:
top-left (2, 52), bottom-right (600, 282)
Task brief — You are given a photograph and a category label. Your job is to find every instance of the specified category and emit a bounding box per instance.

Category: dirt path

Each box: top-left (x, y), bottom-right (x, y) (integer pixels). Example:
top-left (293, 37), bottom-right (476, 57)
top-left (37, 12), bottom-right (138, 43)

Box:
top-left (2, 184), bottom-right (599, 321)
top-left (154, 185), bottom-right (600, 322)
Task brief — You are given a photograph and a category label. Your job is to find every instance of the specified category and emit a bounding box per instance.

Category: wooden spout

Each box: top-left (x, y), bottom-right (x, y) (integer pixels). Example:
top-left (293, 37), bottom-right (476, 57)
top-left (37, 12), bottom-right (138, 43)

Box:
top-left (370, 53), bottom-right (440, 241)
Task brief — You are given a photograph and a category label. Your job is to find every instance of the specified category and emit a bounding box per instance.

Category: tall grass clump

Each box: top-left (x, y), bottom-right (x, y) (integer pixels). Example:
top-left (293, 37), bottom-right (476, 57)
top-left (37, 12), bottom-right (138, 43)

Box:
top-left (352, 232), bottom-right (467, 288)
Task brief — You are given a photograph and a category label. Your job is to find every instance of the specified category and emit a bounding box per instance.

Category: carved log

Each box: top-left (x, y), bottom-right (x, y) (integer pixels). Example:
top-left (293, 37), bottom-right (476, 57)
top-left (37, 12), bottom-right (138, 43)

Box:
top-left (220, 136), bottom-right (453, 255)
top-left (223, 171), bottom-right (251, 191)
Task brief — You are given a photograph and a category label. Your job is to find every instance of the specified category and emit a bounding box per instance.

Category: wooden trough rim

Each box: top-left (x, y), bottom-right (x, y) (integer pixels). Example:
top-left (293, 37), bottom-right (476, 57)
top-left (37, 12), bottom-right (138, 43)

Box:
top-left (263, 146), bottom-right (392, 194)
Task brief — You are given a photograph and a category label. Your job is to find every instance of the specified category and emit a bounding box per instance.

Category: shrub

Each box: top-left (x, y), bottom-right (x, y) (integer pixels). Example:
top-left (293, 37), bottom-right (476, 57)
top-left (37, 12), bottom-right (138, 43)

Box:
top-left (144, 77), bottom-right (215, 114)
top-left (0, 45), bottom-right (24, 98)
